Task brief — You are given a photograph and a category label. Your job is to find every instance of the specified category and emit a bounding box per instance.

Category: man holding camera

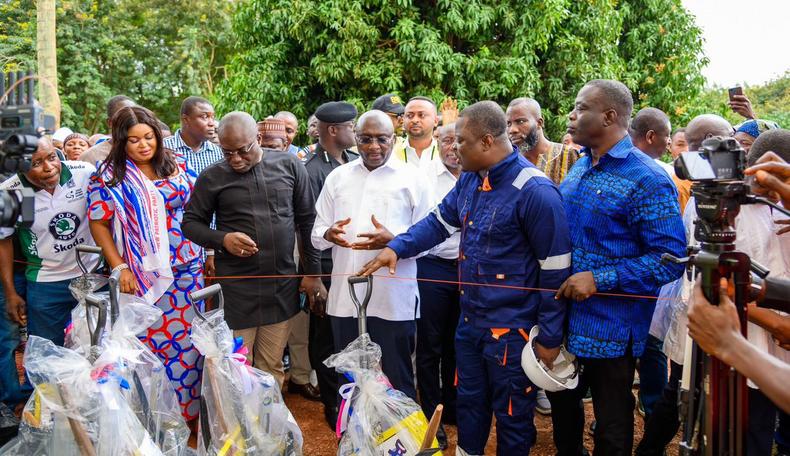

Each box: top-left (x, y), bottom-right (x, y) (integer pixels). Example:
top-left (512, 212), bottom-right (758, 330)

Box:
top-left (0, 137), bottom-right (99, 346)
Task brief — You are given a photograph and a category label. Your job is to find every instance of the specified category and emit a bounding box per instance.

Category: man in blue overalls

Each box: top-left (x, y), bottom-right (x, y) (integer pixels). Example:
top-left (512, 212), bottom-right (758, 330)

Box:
top-left (360, 101), bottom-right (572, 455)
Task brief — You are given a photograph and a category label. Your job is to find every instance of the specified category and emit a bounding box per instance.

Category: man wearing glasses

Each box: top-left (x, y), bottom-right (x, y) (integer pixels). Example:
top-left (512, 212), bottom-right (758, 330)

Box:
top-left (182, 111), bottom-right (325, 388)
top-left (311, 109), bottom-right (433, 400)
top-left (371, 93), bottom-right (405, 136)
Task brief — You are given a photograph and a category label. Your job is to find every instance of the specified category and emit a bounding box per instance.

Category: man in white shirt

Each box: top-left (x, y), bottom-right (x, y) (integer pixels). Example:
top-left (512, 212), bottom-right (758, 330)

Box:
top-left (393, 97), bottom-right (440, 170)
top-left (415, 123), bottom-right (462, 448)
top-left (312, 110), bottom-right (433, 399)
top-left (0, 137), bottom-right (99, 346)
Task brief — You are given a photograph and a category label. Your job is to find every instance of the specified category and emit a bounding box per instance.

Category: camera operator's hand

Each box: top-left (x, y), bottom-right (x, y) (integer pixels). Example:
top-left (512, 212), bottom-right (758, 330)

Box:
top-left (5, 293), bottom-right (26, 326)
top-left (745, 152), bottom-right (790, 212)
top-left (747, 303), bottom-right (790, 350)
top-left (688, 278), bottom-right (741, 360)
top-left (728, 94), bottom-right (756, 120)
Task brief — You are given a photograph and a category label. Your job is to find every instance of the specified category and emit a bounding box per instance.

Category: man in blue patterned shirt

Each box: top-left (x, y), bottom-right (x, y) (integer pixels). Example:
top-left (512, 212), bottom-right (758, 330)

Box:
top-left (547, 80), bottom-right (685, 456)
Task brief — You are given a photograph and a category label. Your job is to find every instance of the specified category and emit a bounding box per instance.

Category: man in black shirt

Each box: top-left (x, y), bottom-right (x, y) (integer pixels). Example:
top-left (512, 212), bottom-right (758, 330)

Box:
top-left (303, 101), bottom-right (358, 428)
top-left (183, 111), bottom-right (325, 387)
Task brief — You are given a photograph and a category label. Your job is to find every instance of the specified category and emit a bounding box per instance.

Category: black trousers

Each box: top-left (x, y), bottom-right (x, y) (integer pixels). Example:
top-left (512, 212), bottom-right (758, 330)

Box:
top-left (308, 258), bottom-right (339, 422)
top-left (636, 361), bottom-right (682, 456)
top-left (748, 387), bottom-right (779, 456)
top-left (330, 315), bottom-right (417, 401)
top-left (547, 345), bottom-right (637, 456)
top-left (416, 256), bottom-right (460, 424)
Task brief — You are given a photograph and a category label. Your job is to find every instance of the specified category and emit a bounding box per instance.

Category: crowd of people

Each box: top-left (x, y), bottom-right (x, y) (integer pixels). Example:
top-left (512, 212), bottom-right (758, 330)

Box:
top-left (1, 79), bottom-right (790, 456)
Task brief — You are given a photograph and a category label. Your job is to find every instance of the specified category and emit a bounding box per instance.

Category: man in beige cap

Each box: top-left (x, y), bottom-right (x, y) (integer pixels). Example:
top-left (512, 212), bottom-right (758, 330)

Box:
top-left (257, 117), bottom-right (289, 151)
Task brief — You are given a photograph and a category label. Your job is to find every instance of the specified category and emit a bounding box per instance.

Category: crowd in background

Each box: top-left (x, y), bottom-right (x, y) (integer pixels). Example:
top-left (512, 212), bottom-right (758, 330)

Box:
top-left (1, 80), bottom-right (790, 456)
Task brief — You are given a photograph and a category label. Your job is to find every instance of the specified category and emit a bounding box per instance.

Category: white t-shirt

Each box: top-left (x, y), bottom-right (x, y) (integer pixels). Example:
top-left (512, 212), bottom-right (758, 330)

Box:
top-left (0, 161), bottom-right (99, 281)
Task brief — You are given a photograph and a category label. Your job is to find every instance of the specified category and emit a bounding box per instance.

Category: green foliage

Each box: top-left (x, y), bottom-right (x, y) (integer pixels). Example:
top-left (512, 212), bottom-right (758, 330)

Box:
top-left (0, 0), bottom-right (235, 133)
top-left (217, 0), bottom-right (708, 141)
top-left (694, 72), bottom-right (790, 129)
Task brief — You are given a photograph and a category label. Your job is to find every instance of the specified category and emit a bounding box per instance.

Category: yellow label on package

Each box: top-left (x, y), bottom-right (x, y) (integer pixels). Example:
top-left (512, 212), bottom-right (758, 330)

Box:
top-left (373, 410), bottom-right (441, 455)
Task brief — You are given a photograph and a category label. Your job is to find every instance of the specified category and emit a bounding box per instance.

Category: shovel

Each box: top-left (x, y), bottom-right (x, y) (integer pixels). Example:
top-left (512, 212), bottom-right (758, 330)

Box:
top-left (190, 284), bottom-right (255, 454)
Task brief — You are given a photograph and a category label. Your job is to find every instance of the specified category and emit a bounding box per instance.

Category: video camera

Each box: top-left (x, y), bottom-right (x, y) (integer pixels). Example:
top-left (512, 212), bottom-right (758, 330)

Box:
top-left (663, 136), bottom-right (790, 455)
top-left (0, 71), bottom-right (53, 229)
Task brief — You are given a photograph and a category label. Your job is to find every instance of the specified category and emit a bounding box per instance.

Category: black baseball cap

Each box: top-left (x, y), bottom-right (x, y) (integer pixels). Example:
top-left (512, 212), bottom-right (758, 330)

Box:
top-left (371, 94), bottom-right (405, 115)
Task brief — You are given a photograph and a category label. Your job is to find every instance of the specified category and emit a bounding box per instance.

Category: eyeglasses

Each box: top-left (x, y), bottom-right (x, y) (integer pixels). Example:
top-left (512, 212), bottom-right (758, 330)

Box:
top-left (356, 135), bottom-right (394, 146)
top-left (222, 140), bottom-right (256, 159)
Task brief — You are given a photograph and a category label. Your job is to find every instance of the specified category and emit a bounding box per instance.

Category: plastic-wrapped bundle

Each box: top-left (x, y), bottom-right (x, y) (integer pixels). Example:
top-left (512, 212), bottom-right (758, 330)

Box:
top-left (65, 273), bottom-right (190, 455)
top-left (0, 336), bottom-right (161, 456)
top-left (95, 301), bottom-right (190, 456)
top-left (325, 334), bottom-right (439, 456)
top-left (191, 309), bottom-right (302, 455)
top-left (65, 273), bottom-right (109, 353)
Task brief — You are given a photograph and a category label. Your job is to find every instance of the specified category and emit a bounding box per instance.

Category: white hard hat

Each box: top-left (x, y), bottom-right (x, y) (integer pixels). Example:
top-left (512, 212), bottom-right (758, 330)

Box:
top-left (521, 325), bottom-right (579, 392)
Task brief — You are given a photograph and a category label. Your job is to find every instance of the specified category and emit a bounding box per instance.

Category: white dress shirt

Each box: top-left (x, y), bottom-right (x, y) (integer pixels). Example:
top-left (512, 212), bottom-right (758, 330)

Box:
top-left (426, 159), bottom-right (461, 260)
top-left (311, 156), bottom-right (434, 321)
top-left (654, 158), bottom-right (676, 178)
top-left (735, 204), bottom-right (790, 386)
top-left (400, 138), bottom-right (441, 171)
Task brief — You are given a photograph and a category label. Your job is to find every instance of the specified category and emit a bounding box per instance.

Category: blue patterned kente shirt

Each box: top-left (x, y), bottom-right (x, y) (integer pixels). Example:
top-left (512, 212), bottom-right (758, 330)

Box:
top-left (559, 135), bottom-right (685, 359)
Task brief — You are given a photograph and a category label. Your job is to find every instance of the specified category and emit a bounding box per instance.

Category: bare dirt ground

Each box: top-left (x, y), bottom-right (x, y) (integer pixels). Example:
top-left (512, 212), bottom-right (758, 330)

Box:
top-left (283, 386), bottom-right (681, 455)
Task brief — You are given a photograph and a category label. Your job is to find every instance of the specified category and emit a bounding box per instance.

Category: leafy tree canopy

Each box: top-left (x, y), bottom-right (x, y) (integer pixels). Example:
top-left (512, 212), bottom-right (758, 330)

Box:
top-left (1, 0), bottom-right (234, 132)
top-left (216, 0), bottom-right (708, 141)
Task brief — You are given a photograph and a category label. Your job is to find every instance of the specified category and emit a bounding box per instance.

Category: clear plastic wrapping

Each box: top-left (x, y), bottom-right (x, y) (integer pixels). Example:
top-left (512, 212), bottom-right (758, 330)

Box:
top-left (191, 309), bottom-right (302, 455)
top-left (324, 334), bottom-right (438, 456)
top-left (67, 272), bottom-right (190, 455)
top-left (0, 336), bottom-right (162, 456)
top-left (96, 301), bottom-right (190, 455)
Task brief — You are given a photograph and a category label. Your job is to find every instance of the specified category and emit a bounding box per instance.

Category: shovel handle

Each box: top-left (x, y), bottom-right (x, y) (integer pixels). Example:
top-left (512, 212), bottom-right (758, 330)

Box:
top-left (190, 284), bottom-right (224, 322)
top-left (84, 294), bottom-right (107, 349)
top-left (58, 382), bottom-right (97, 456)
top-left (75, 245), bottom-right (102, 275)
top-left (419, 404), bottom-right (443, 451)
top-left (347, 276), bottom-right (372, 336)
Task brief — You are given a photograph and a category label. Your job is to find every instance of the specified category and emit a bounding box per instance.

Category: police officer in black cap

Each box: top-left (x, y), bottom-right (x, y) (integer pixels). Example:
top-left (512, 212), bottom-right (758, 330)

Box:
top-left (372, 93), bottom-right (405, 135)
top-left (303, 100), bottom-right (359, 429)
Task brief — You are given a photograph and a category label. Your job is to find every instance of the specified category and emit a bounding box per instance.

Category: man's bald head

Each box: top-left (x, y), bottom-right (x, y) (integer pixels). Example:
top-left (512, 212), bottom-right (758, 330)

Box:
top-left (355, 110), bottom-right (394, 136)
top-left (685, 114), bottom-right (733, 151)
top-left (629, 107), bottom-right (671, 159)
top-left (355, 110), bottom-right (396, 170)
top-left (217, 112), bottom-right (262, 173)
top-left (459, 101), bottom-right (508, 140)
top-left (218, 111), bottom-right (258, 140)
top-left (508, 97), bottom-right (542, 119)
top-left (274, 111), bottom-right (298, 123)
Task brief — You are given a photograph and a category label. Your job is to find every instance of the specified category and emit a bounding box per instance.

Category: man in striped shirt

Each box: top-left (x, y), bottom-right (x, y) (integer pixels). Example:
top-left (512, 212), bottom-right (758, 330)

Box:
top-left (164, 96), bottom-right (223, 176)
top-left (164, 96), bottom-right (224, 276)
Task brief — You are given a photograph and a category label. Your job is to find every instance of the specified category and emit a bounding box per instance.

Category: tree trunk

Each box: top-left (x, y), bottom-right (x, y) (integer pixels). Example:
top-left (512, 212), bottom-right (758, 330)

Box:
top-left (36, 0), bottom-right (59, 127)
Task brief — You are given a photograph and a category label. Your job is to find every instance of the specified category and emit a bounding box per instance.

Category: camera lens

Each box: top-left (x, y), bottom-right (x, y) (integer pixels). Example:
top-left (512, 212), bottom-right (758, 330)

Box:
top-left (0, 190), bottom-right (21, 228)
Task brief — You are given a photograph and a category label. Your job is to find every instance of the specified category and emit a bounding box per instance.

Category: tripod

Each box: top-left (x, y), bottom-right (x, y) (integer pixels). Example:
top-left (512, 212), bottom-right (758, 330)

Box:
top-left (662, 180), bottom-right (789, 456)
